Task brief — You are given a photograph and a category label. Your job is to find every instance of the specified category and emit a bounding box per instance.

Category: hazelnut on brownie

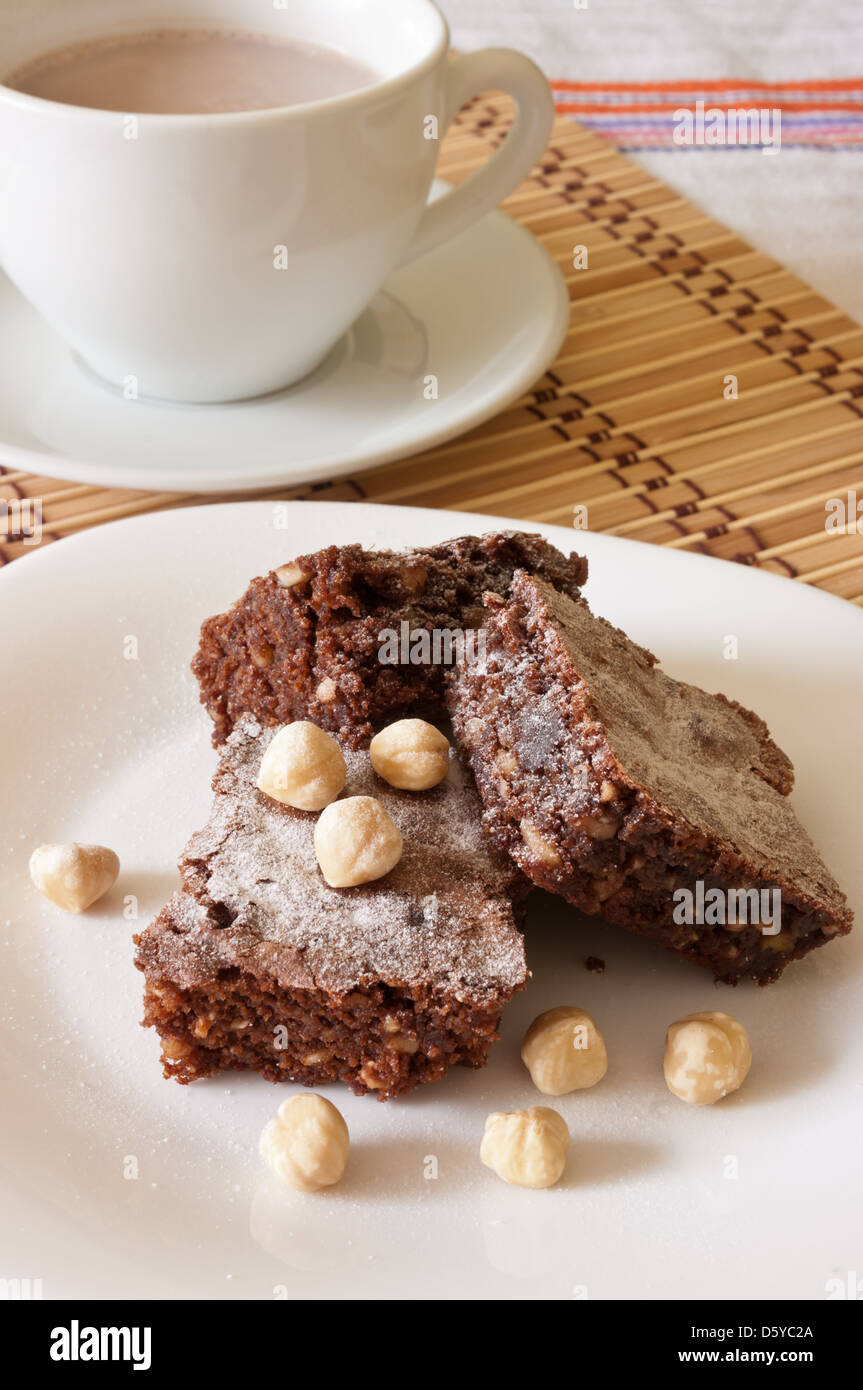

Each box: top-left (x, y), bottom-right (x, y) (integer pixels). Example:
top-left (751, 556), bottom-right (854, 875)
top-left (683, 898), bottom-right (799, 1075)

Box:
top-left (134, 721), bottom-right (527, 1099)
top-left (446, 572), bottom-right (852, 984)
top-left (192, 532), bottom-right (587, 748)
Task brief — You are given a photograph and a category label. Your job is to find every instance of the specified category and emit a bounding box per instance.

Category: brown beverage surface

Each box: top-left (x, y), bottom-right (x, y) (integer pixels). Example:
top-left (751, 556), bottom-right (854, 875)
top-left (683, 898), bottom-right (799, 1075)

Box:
top-left (4, 27), bottom-right (380, 114)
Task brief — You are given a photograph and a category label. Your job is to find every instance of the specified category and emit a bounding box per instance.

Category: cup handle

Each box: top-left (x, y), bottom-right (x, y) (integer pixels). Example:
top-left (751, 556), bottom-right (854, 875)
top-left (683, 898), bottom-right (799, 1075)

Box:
top-left (399, 48), bottom-right (555, 266)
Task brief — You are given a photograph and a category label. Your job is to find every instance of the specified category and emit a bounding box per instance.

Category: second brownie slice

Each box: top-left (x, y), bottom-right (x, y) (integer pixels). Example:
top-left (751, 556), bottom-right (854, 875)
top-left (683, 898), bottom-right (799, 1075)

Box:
top-left (447, 572), bottom-right (852, 984)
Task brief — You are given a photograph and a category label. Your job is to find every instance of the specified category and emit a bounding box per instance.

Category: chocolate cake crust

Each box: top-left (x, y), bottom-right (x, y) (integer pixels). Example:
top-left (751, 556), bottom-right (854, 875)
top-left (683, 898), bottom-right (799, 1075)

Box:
top-left (192, 531), bottom-right (587, 747)
top-left (135, 720), bottom-right (527, 1098)
top-left (447, 572), bottom-right (852, 984)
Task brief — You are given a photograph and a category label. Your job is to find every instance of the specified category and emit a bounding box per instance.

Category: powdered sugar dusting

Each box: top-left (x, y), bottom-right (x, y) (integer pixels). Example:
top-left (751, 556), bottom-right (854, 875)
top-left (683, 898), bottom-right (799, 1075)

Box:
top-left (149, 721), bottom-right (526, 999)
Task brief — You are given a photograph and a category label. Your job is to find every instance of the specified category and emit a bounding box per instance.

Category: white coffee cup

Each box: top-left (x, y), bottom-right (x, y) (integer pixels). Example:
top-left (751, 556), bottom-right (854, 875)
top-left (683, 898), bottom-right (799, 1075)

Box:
top-left (0, 0), bottom-right (555, 403)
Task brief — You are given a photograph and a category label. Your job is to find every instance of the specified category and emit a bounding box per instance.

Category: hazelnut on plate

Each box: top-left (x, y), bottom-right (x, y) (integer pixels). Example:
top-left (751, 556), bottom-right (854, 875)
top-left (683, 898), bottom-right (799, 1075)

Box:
top-left (259, 1094), bottom-right (349, 1192)
top-left (664, 1010), bottom-right (751, 1106)
top-left (29, 842), bottom-right (119, 914)
top-left (521, 1006), bottom-right (608, 1095)
top-left (480, 1105), bottom-right (570, 1189)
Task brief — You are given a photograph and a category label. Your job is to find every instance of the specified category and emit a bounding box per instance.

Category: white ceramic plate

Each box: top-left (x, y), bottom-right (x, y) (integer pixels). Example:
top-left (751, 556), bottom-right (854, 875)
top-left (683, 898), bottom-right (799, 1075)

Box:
top-left (1, 501), bottom-right (861, 1301)
top-left (0, 185), bottom-right (568, 493)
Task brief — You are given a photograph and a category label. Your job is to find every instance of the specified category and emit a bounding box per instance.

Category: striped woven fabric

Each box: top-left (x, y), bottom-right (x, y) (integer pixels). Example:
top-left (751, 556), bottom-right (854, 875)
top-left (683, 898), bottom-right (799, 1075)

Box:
top-left (551, 78), bottom-right (863, 149)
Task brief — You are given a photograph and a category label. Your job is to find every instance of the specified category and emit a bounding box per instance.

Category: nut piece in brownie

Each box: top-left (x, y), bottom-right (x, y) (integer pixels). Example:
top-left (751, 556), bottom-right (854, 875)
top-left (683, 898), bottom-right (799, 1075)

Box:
top-left (134, 721), bottom-right (527, 1099)
top-left (192, 531), bottom-right (587, 747)
top-left (447, 573), bottom-right (852, 984)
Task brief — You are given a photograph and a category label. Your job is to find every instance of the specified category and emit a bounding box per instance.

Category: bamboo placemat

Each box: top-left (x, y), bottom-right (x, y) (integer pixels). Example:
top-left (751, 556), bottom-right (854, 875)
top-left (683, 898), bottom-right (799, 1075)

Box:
top-left (3, 98), bottom-right (863, 603)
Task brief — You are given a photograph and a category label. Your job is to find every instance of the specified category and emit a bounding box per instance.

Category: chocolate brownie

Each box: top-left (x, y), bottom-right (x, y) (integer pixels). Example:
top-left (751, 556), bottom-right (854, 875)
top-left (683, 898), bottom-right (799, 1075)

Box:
top-left (192, 531), bottom-right (587, 748)
top-left (447, 573), bottom-right (853, 984)
top-left (134, 720), bottom-right (527, 1099)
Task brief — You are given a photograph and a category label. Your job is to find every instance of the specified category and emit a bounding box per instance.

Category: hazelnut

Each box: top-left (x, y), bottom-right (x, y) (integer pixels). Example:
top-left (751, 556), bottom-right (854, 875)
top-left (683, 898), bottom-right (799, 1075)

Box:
top-left (521, 1006), bottom-right (608, 1095)
top-left (664, 1011), bottom-right (751, 1106)
top-left (249, 642), bottom-right (273, 669)
top-left (464, 718), bottom-right (483, 746)
top-left (591, 871), bottom-right (624, 902)
top-left (256, 721), bottom-right (346, 811)
top-left (259, 1094), bottom-right (349, 1192)
top-left (495, 749), bottom-right (518, 777)
top-left (275, 563), bottom-right (309, 588)
top-left (315, 677), bottom-right (337, 703)
top-left (519, 819), bottom-right (562, 867)
top-left (574, 813), bottom-right (617, 841)
top-left (358, 1062), bottom-right (385, 1090)
top-left (29, 842), bottom-right (119, 913)
top-left (480, 1106), bottom-right (570, 1189)
top-left (369, 719), bottom-right (450, 791)
top-left (762, 931), bottom-right (794, 953)
top-left (314, 796), bottom-right (403, 887)
top-left (398, 564), bottom-right (428, 593)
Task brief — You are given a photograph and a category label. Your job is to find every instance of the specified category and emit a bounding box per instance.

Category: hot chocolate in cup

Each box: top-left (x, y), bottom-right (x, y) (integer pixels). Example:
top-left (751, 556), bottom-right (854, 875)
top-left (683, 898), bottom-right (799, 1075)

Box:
top-left (0, 0), bottom-right (555, 403)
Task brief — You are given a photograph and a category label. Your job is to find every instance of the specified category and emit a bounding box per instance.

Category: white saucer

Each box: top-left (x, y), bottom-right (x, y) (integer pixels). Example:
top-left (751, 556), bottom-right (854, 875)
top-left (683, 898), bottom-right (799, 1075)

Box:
top-left (0, 185), bottom-right (568, 493)
top-left (1, 501), bottom-right (861, 1300)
